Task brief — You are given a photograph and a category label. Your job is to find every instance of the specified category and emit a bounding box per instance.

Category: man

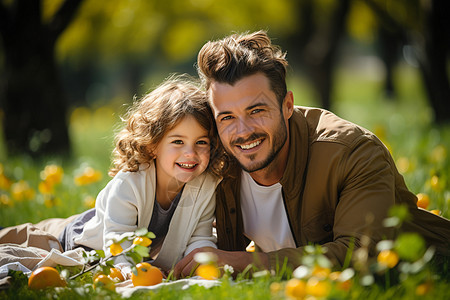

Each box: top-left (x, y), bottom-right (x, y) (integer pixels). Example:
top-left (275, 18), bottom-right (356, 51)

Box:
top-left (174, 30), bottom-right (449, 276)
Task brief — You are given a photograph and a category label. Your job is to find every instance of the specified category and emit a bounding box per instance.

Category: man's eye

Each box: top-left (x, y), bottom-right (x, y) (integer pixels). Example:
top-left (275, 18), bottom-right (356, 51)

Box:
top-left (251, 108), bottom-right (263, 114)
top-left (220, 115), bottom-right (233, 121)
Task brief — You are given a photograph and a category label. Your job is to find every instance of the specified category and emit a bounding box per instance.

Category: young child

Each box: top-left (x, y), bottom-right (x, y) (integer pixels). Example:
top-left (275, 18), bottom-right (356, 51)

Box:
top-left (58, 75), bottom-right (226, 273)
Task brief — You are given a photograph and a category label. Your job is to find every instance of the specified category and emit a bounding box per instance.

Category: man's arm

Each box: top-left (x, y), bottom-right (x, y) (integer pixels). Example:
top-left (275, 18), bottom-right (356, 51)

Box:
top-left (173, 247), bottom-right (269, 278)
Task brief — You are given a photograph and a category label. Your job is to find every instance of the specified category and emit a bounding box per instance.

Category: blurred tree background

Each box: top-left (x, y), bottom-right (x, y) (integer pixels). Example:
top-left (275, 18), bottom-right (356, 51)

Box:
top-left (0, 0), bottom-right (448, 157)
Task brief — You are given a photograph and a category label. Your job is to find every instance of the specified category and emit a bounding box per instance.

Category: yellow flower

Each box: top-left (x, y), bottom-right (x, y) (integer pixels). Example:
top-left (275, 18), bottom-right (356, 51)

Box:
top-left (133, 236), bottom-right (152, 247)
top-left (416, 281), bottom-right (432, 295)
top-left (11, 180), bottom-right (35, 201)
top-left (0, 194), bottom-right (13, 207)
top-left (377, 249), bottom-right (399, 268)
top-left (74, 167), bottom-right (102, 186)
top-left (429, 145), bottom-right (446, 164)
top-left (285, 278), bottom-right (306, 299)
top-left (305, 277), bottom-right (331, 298)
top-left (40, 164), bottom-right (64, 185)
top-left (43, 196), bottom-right (61, 208)
top-left (38, 181), bottom-right (54, 195)
top-left (429, 175), bottom-right (440, 191)
top-left (0, 174), bottom-right (12, 191)
top-left (83, 195), bottom-right (96, 208)
top-left (396, 157), bottom-right (410, 174)
top-left (311, 265), bottom-right (331, 279)
top-left (110, 243), bottom-right (123, 256)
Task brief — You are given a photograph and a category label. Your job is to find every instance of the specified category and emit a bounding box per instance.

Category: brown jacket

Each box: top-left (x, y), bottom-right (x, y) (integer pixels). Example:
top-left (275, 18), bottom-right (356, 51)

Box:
top-left (215, 107), bottom-right (450, 269)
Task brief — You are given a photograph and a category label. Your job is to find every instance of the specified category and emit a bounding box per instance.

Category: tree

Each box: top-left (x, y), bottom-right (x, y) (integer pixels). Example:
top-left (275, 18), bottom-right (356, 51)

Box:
top-left (364, 0), bottom-right (450, 123)
top-left (0, 0), bottom-right (83, 156)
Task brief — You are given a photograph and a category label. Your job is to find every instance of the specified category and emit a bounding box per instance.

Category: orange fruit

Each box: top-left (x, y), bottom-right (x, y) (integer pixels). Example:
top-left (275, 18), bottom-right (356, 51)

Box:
top-left (109, 267), bottom-right (125, 282)
top-left (93, 274), bottom-right (115, 291)
top-left (196, 264), bottom-right (220, 280)
top-left (131, 262), bottom-right (163, 286)
top-left (284, 278), bottom-right (306, 299)
top-left (416, 193), bottom-right (430, 209)
top-left (133, 236), bottom-right (152, 247)
top-left (110, 243), bottom-right (123, 256)
top-left (28, 266), bottom-right (66, 290)
top-left (377, 249), bottom-right (399, 268)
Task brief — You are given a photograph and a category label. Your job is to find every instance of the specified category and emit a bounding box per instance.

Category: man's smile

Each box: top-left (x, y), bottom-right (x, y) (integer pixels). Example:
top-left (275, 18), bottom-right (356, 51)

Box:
top-left (238, 139), bottom-right (263, 150)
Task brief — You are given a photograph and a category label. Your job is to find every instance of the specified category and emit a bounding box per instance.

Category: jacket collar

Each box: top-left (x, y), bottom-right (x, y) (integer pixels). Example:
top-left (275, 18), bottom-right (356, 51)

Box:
top-left (279, 107), bottom-right (310, 240)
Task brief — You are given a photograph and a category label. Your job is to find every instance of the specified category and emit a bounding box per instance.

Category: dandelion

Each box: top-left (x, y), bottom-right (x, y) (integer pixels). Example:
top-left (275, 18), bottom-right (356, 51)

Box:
top-left (377, 249), bottom-right (399, 268)
top-left (270, 282), bottom-right (282, 295)
top-left (11, 180), bottom-right (35, 201)
top-left (311, 265), bottom-right (331, 279)
top-left (0, 174), bottom-right (12, 191)
top-left (0, 194), bottom-right (13, 207)
top-left (305, 277), bottom-right (331, 298)
top-left (84, 195), bottom-right (96, 208)
top-left (285, 278), bottom-right (306, 299)
top-left (38, 180), bottom-right (54, 195)
top-left (40, 164), bottom-right (64, 185)
top-left (396, 157), bottom-right (410, 174)
top-left (44, 196), bottom-right (61, 208)
top-left (74, 166), bottom-right (102, 186)
top-left (109, 243), bottom-right (123, 256)
top-left (429, 175), bottom-right (440, 191)
top-left (429, 144), bottom-right (446, 164)
top-left (416, 281), bottom-right (432, 295)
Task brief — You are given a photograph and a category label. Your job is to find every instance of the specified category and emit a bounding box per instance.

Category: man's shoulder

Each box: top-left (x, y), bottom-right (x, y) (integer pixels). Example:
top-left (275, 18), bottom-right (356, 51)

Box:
top-left (292, 106), bottom-right (373, 148)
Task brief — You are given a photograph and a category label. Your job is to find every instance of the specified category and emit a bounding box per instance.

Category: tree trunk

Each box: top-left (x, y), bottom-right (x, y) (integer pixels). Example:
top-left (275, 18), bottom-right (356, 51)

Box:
top-left (418, 0), bottom-right (450, 124)
top-left (0, 0), bottom-right (83, 155)
top-left (302, 0), bottom-right (350, 110)
top-left (3, 37), bottom-right (70, 155)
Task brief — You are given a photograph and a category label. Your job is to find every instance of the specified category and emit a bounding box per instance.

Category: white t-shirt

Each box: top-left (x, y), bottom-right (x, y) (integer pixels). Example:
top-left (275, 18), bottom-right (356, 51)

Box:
top-left (240, 171), bottom-right (296, 252)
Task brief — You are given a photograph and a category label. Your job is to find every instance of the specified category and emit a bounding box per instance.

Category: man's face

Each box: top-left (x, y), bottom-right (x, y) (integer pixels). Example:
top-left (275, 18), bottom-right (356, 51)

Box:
top-left (209, 73), bottom-right (293, 174)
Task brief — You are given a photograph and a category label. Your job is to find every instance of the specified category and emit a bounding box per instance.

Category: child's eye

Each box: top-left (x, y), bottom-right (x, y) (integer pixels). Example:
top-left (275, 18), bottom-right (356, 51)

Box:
top-left (172, 140), bottom-right (183, 144)
top-left (196, 140), bottom-right (209, 145)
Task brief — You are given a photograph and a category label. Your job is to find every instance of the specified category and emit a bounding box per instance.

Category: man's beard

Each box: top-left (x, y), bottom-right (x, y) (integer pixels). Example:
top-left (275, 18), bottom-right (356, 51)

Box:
top-left (230, 120), bottom-right (288, 173)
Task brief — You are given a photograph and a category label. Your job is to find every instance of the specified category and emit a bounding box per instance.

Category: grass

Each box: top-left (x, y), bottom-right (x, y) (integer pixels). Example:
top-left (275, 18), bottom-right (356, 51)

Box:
top-left (0, 62), bottom-right (449, 299)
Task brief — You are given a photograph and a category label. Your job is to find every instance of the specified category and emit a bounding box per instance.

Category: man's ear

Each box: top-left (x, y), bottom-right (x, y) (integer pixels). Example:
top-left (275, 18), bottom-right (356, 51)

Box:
top-left (283, 91), bottom-right (294, 119)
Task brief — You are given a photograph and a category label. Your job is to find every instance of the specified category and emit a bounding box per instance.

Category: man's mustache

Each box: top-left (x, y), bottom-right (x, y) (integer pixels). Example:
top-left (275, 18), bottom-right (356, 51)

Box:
top-left (230, 133), bottom-right (267, 147)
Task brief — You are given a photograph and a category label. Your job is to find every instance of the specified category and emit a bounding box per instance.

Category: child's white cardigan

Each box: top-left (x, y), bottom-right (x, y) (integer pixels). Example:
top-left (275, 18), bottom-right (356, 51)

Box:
top-left (74, 161), bottom-right (220, 271)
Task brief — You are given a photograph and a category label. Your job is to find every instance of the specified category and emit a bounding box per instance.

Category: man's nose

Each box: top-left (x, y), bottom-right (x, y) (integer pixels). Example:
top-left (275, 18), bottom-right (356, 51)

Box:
top-left (234, 117), bottom-right (255, 136)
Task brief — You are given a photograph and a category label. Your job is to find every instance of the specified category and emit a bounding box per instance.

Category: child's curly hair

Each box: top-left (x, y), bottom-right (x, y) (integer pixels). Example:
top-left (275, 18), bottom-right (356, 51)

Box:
top-left (109, 74), bottom-right (227, 177)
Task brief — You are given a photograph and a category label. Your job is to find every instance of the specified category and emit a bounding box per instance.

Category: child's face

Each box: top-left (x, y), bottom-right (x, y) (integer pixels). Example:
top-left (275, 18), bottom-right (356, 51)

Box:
top-left (154, 116), bottom-right (211, 185)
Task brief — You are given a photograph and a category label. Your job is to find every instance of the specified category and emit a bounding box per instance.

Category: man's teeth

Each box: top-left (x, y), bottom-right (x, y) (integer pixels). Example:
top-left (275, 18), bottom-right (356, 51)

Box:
top-left (240, 140), bottom-right (261, 150)
top-left (178, 163), bottom-right (196, 169)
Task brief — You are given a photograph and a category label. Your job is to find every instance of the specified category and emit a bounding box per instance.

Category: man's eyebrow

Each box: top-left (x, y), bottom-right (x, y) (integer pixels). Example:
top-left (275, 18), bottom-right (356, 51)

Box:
top-left (247, 102), bottom-right (268, 111)
top-left (216, 102), bottom-right (269, 118)
top-left (216, 110), bottom-right (233, 118)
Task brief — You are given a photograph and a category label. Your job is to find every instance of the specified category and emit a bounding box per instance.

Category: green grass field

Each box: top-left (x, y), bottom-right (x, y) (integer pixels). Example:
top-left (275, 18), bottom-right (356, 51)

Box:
top-left (0, 63), bottom-right (449, 299)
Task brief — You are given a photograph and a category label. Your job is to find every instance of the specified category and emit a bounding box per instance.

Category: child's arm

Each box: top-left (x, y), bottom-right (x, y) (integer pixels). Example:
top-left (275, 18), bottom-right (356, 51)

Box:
top-left (184, 191), bottom-right (217, 256)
